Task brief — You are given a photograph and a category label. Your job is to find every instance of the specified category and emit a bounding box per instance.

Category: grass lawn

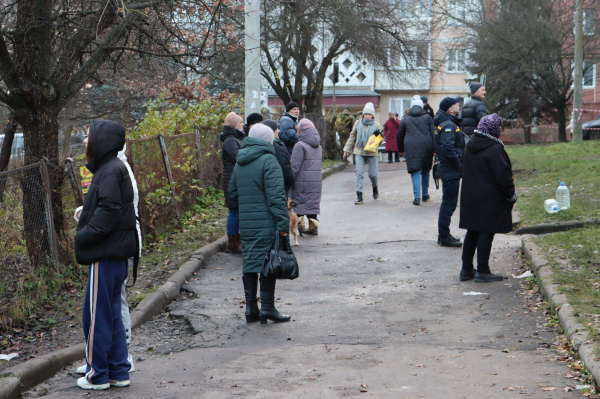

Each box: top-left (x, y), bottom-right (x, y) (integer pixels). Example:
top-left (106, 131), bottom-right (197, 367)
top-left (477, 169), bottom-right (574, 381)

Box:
top-left (322, 159), bottom-right (342, 170)
top-left (535, 226), bottom-right (600, 353)
top-left (506, 141), bottom-right (600, 226)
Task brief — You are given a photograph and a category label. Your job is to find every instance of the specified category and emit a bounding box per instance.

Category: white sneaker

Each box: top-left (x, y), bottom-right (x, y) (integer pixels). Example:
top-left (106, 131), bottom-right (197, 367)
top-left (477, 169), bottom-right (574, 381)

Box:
top-left (77, 376), bottom-right (109, 390)
top-left (109, 379), bottom-right (131, 387)
top-left (76, 364), bottom-right (87, 375)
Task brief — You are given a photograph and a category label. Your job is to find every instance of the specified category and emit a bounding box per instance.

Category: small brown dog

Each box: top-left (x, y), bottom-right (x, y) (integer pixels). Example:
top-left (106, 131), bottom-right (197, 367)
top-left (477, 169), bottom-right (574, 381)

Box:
top-left (288, 198), bottom-right (302, 246)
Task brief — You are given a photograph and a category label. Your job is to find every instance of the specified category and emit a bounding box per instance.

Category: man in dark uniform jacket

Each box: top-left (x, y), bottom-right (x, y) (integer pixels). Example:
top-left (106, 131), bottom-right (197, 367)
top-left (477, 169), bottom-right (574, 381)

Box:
top-left (433, 97), bottom-right (465, 248)
top-left (461, 83), bottom-right (488, 136)
top-left (421, 96), bottom-right (435, 120)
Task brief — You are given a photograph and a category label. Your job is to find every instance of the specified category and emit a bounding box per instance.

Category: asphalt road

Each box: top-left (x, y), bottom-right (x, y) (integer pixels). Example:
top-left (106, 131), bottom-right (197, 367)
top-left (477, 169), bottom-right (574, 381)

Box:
top-left (27, 162), bottom-right (579, 398)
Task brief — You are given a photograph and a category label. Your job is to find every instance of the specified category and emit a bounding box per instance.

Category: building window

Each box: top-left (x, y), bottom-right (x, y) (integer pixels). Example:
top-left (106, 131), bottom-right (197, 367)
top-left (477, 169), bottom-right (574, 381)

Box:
top-left (389, 43), bottom-right (429, 69)
top-left (390, 97), bottom-right (415, 115)
top-left (395, 0), bottom-right (432, 18)
top-left (447, 49), bottom-right (466, 73)
top-left (584, 8), bottom-right (596, 36)
top-left (583, 60), bottom-right (596, 87)
top-left (447, 0), bottom-right (467, 26)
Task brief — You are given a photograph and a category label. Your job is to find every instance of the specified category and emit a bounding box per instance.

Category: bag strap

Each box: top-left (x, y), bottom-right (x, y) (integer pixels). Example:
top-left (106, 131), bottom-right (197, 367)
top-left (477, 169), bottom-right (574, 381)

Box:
top-left (126, 216), bottom-right (142, 288)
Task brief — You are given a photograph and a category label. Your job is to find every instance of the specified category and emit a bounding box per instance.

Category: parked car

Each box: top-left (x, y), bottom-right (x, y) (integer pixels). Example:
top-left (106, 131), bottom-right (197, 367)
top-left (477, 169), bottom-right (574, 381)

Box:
top-left (582, 118), bottom-right (600, 140)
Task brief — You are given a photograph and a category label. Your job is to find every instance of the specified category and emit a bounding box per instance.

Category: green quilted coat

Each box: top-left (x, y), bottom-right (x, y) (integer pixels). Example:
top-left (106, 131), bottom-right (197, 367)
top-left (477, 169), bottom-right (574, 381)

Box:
top-left (229, 137), bottom-right (290, 273)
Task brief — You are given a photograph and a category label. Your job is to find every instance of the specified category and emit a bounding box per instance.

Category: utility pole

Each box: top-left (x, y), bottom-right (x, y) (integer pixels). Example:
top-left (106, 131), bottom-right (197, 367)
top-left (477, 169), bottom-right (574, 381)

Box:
top-left (245, 0), bottom-right (261, 118)
top-left (573, 0), bottom-right (584, 142)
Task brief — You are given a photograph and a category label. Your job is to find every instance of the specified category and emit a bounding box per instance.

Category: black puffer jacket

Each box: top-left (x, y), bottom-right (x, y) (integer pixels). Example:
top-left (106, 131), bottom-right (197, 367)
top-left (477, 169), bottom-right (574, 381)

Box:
top-left (220, 126), bottom-right (245, 209)
top-left (459, 133), bottom-right (515, 234)
top-left (273, 139), bottom-right (295, 192)
top-left (423, 104), bottom-right (435, 120)
top-left (433, 109), bottom-right (467, 181)
top-left (396, 106), bottom-right (435, 173)
top-left (75, 120), bottom-right (137, 265)
top-left (461, 96), bottom-right (488, 136)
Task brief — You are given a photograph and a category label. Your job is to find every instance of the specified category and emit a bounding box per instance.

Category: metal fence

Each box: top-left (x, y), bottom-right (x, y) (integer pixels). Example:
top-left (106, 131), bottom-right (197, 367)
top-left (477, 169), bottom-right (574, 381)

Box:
top-left (0, 128), bottom-right (222, 270)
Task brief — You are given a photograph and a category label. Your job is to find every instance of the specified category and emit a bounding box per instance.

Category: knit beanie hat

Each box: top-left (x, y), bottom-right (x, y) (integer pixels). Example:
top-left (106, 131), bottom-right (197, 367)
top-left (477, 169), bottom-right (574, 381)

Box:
top-left (246, 112), bottom-right (263, 126)
top-left (249, 123), bottom-right (274, 144)
top-left (420, 96), bottom-right (428, 103)
top-left (286, 101), bottom-right (300, 112)
top-left (261, 120), bottom-right (278, 133)
top-left (440, 96), bottom-right (460, 112)
top-left (362, 102), bottom-right (375, 116)
top-left (470, 82), bottom-right (484, 94)
top-left (224, 112), bottom-right (242, 128)
top-left (477, 114), bottom-right (502, 138)
top-left (411, 95), bottom-right (424, 108)
top-left (297, 118), bottom-right (316, 133)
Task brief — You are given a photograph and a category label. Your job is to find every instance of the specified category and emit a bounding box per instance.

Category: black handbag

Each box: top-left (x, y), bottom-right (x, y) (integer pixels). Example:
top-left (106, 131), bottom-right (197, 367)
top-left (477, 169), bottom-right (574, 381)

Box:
top-left (262, 234), bottom-right (299, 280)
top-left (432, 155), bottom-right (441, 190)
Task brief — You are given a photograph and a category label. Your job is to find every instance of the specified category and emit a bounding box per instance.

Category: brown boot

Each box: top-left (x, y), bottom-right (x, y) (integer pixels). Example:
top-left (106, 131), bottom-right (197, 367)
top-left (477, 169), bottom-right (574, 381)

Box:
top-left (298, 216), bottom-right (307, 234)
top-left (226, 235), bottom-right (242, 253)
top-left (304, 218), bottom-right (319, 235)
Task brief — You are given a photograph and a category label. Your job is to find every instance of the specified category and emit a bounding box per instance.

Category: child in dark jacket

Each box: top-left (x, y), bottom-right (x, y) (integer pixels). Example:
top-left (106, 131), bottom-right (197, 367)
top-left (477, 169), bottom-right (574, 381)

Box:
top-left (75, 120), bottom-right (138, 390)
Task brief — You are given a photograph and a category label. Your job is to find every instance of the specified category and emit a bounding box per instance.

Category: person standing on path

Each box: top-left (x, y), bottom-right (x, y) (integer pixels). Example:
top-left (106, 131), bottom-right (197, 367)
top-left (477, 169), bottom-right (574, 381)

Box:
top-left (421, 96), bottom-right (435, 120)
top-left (228, 124), bottom-right (291, 325)
top-left (433, 97), bottom-right (465, 248)
top-left (459, 114), bottom-right (517, 283)
top-left (397, 95), bottom-right (435, 206)
top-left (278, 101), bottom-right (301, 155)
top-left (290, 118), bottom-right (323, 235)
top-left (243, 113), bottom-right (263, 136)
top-left (221, 112), bottom-right (246, 253)
top-left (343, 102), bottom-right (383, 205)
top-left (461, 83), bottom-right (488, 136)
top-left (262, 120), bottom-right (295, 193)
top-left (75, 120), bottom-right (138, 390)
top-left (383, 111), bottom-right (401, 163)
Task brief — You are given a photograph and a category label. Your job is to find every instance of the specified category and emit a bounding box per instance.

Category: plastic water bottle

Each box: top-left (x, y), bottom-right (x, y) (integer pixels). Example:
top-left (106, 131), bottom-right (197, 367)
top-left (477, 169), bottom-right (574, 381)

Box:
top-left (556, 182), bottom-right (570, 210)
top-left (544, 199), bottom-right (559, 213)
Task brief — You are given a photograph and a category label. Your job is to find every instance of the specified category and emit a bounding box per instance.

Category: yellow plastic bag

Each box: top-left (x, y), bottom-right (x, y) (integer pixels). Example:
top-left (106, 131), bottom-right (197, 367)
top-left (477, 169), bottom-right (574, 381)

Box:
top-left (363, 134), bottom-right (383, 153)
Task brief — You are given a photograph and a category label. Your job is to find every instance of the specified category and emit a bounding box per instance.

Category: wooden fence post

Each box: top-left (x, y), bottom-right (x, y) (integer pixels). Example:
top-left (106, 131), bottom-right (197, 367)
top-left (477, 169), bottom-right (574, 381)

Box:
top-left (39, 157), bottom-right (60, 268)
top-left (65, 158), bottom-right (84, 207)
top-left (158, 134), bottom-right (181, 226)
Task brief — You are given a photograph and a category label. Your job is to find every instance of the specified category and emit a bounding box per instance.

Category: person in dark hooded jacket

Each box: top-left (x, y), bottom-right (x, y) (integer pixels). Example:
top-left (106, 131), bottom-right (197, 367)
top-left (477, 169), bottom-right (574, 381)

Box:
top-left (461, 83), bottom-right (488, 136)
top-left (221, 112), bottom-right (246, 253)
top-left (421, 96), bottom-right (435, 120)
top-left (75, 120), bottom-right (137, 390)
top-left (433, 97), bottom-right (465, 248)
top-left (278, 102), bottom-right (300, 155)
top-left (397, 96), bottom-right (435, 205)
top-left (459, 114), bottom-right (517, 283)
top-left (262, 119), bottom-right (295, 192)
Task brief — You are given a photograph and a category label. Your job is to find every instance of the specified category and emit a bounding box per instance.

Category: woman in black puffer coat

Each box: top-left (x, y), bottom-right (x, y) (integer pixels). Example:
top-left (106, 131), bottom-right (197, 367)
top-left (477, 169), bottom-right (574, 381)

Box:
top-left (397, 96), bottom-right (435, 205)
top-left (221, 112), bottom-right (246, 253)
top-left (74, 120), bottom-right (137, 390)
top-left (459, 114), bottom-right (517, 283)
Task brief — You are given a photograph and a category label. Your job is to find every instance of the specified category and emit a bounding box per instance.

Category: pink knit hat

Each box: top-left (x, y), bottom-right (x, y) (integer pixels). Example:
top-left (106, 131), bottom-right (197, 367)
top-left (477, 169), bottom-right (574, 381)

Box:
top-left (297, 118), bottom-right (315, 133)
top-left (224, 112), bottom-right (242, 128)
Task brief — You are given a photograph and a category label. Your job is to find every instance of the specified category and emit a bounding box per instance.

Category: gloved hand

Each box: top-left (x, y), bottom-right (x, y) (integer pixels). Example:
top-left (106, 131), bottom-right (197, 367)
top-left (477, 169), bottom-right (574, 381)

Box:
top-left (506, 193), bottom-right (518, 203)
top-left (373, 130), bottom-right (382, 137)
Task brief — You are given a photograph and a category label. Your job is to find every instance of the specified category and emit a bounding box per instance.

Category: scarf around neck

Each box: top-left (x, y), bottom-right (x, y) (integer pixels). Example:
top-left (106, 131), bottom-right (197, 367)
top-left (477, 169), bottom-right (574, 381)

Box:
top-left (473, 130), bottom-right (505, 147)
top-left (356, 119), bottom-right (376, 149)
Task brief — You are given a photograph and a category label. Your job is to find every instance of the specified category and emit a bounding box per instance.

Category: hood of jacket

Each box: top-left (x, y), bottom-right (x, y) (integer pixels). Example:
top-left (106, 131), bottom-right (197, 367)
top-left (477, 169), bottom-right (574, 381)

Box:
top-left (236, 136), bottom-right (276, 165)
top-left (467, 132), bottom-right (501, 153)
top-left (87, 120), bottom-right (126, 173)
top-left (408, 106), bottom-right (427, 118)
top-left (117, 142), bottom-right (128, 164)
top-left (299, 127), bottom-right (320, 148)
top-left (220, 125), bottom-right (245, 143)
top-left (283, 112), bottom-right (298, 122)
top-left (433, 109), bottom-right (459, 127)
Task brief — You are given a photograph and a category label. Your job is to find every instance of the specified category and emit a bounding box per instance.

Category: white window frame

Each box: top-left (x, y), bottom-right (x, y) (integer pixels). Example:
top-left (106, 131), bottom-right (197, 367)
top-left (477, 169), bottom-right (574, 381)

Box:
top-left (584, 8), bottom-right (596, 36)
top-left (446, 0), bottom-right (467, 27)
top-left (388, 43), bottom-right (430, 70)
top-left (583, 60), bottom-right (596, 88)
top-left (389, 97), bottom-right (415, 116)
top-left (446, 48), bottom-right (467, 73)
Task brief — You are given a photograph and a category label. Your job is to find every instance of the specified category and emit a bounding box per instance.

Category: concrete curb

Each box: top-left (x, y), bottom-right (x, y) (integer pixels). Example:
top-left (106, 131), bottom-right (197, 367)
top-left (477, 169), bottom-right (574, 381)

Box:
top-left (0, 236), bottom-right (227, 399)
top-left (322, 162), bottom-right (347, 179)
top-left (522, 238), bottom-right (600, 385)
top-left (515, 218), bottom-right (600, 235)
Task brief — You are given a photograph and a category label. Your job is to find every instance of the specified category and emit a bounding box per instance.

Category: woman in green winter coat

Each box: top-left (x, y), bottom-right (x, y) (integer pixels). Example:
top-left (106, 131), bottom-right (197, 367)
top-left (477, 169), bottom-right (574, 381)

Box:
top-left (229, 124), bottom-right (291, 324)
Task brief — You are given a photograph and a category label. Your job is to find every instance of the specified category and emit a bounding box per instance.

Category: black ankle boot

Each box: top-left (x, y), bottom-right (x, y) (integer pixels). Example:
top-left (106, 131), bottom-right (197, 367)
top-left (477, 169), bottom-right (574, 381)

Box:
top-left (373, 186), bottom-right (379, 199)
top-left (475, 272), bottom-right (504, 282)
top-left (355, 191), bottom-right (364, 205)
top-left (459, 268), bottom-right (476, 281)
top-left (259, 277), bottom-right (291, 324)
top-left (242, 274), bottom-right (260, 323)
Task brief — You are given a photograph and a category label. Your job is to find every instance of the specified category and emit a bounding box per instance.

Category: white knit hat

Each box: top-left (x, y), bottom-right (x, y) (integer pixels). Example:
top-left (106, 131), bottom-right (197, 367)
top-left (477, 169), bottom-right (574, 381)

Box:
top-left (410, 95), bottom-right (424, 108)
top-left (249, 123), bottom-right (274, 144)
top-left (362, 102), bottom-right (376, 116)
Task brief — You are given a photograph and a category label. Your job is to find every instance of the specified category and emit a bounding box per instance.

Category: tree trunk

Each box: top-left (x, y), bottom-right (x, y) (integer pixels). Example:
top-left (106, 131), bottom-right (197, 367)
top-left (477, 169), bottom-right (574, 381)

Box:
top-left (20, 108), bottom-right (72, 266)
top-left (0, 118), bottom-right (18, 172)
top-left (557, 106), bottom-right (568, 142)
top-left (523, 125), bottom-right (532, 144)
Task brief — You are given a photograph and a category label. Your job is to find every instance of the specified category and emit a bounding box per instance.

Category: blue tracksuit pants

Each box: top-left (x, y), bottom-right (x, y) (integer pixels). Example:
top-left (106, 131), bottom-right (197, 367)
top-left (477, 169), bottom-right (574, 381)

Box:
top-left (82, 259), bottom-right (130, 384)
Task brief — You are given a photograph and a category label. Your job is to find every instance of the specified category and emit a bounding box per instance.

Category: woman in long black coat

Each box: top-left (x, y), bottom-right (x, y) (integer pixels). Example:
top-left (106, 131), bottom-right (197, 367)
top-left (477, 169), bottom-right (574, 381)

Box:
top-left (397, 96), bottom-right (435, 205)
top-left (459, 114), bottom-right (517, 283)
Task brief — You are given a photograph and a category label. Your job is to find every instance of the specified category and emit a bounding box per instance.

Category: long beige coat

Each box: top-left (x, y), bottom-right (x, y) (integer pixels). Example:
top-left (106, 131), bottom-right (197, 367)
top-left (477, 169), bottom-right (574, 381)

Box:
top-left (343, 120), bottom-right (383, 157)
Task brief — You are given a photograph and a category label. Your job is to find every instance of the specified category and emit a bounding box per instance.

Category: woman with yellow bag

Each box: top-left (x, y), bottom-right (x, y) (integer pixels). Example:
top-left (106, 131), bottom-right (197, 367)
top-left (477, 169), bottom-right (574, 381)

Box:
top-left (343, 102), bottom-right (383, 205)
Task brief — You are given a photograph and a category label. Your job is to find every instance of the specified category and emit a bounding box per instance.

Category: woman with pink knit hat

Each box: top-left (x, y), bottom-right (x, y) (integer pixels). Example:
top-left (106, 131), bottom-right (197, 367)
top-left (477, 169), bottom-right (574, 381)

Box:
top-left (290, 118), bottom-right (323, 235)
top-left (220, 112), bottom-right (245, 253)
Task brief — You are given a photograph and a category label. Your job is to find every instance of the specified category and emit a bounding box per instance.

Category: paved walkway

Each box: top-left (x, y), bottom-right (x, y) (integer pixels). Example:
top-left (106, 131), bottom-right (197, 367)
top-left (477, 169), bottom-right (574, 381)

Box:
top-left (29, 162), bottom-right (578, 398)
